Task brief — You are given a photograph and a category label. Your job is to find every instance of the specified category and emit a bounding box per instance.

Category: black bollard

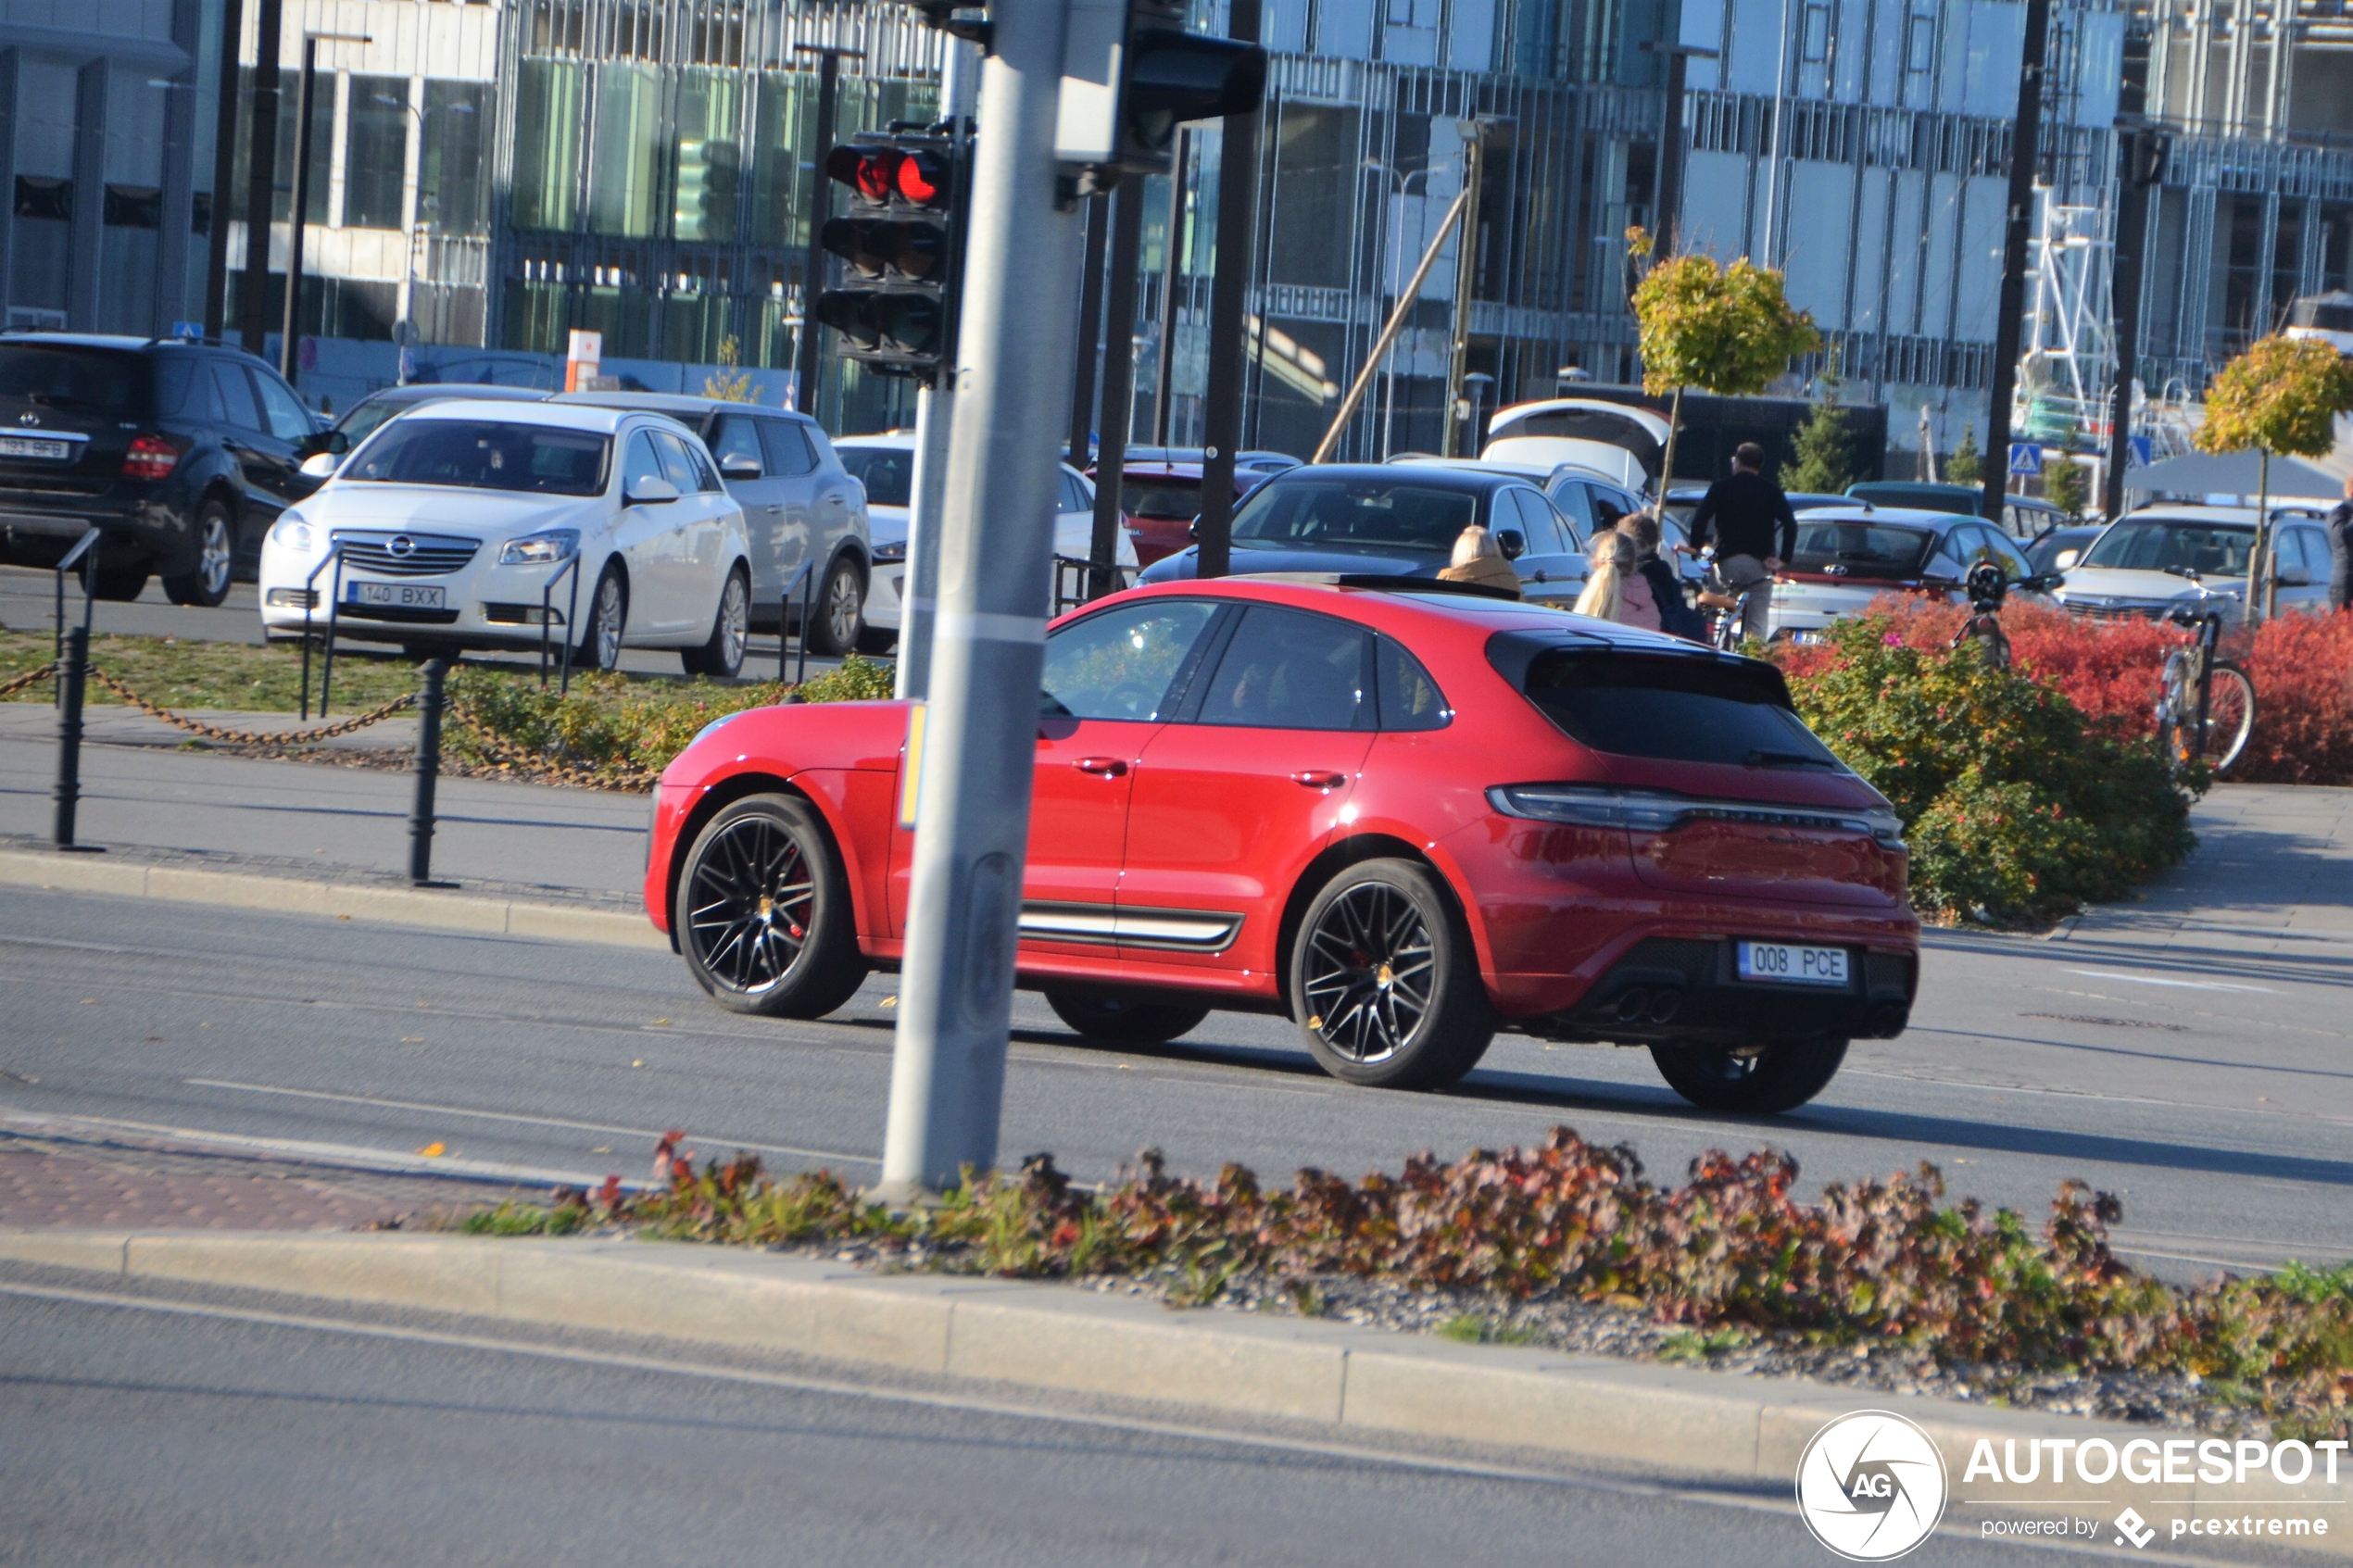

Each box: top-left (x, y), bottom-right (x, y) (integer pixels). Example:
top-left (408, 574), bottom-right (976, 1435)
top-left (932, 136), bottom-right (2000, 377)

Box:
top-left (409, 659), bottom-right (449, 886)
top-left (53, 623), bottom-right (96, 851)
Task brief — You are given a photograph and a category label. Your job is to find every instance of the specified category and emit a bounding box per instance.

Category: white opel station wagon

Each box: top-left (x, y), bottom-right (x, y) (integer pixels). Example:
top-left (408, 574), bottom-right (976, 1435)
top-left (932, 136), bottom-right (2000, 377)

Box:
top-left (259, 401), bottom-right (755, 676)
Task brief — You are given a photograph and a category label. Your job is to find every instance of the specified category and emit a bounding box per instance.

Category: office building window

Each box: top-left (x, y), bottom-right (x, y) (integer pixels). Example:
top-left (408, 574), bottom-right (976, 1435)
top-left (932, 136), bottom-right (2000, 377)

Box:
top-left (674, 68), bottom-right (740, 245)
top-left (512, 58), bottom-right (585, 232)
top-left (589, 63), bottom-right (667, 238)
top-left (422, 80), bottom-right (491, 236)
top-left (346, 77), bottom-right (412, 231)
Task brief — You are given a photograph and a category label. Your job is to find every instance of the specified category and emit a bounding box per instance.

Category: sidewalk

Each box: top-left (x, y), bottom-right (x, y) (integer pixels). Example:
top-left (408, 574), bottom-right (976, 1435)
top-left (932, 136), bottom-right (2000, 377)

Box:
top-left (0, 701), bottom-right (647, 903)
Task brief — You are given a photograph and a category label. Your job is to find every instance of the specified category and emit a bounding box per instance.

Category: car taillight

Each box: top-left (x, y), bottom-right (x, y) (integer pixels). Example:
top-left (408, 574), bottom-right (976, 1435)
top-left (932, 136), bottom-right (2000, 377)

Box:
top-left (121, 434), bottom-right (181, 481)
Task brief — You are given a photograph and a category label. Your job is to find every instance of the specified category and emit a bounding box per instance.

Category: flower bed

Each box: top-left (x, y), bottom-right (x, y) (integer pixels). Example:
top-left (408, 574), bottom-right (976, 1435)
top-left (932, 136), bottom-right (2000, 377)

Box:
top-left (462, 1128), bottom-right (2353, 1439)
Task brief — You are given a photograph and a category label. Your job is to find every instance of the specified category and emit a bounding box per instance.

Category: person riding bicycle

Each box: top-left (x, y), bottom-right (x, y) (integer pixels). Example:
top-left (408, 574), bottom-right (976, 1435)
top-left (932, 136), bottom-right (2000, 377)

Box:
top-left (1680, 442), bottom-right (1796, 644)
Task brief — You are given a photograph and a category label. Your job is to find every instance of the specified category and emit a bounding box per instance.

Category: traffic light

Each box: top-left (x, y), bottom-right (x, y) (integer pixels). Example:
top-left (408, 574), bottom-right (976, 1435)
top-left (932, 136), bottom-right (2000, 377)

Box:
top-left (813, 132), bottom-right (966, 378)
top-left (1056, 0), bottom-right (1266, 176)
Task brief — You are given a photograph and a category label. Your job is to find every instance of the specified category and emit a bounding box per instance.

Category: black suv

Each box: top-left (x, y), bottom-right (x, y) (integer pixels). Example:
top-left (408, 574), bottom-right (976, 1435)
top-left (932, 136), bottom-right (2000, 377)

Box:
top-left (0, 333), bottom-right (337, 605)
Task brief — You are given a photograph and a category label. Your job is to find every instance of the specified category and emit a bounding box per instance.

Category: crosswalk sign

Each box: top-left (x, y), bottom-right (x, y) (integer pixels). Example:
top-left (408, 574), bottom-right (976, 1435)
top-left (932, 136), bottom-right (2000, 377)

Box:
top-left (2127, 435), bottom-right (2152, 468)
top-left (2007, 443), bottom-right (2042, 476)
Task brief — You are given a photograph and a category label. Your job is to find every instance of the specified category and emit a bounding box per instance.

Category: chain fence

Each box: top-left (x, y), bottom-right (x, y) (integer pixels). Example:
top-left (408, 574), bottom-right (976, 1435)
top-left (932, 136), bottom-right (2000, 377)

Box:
top-left (5, 659), bottom-right (654, 792)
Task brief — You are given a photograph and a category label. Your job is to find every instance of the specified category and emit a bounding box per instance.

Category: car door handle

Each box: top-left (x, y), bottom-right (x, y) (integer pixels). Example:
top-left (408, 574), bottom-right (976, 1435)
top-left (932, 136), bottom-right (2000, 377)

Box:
top-left (1074, 757), bottom-right (1128, 778)
top-left (1291, 770), bottom-right (1346, 790)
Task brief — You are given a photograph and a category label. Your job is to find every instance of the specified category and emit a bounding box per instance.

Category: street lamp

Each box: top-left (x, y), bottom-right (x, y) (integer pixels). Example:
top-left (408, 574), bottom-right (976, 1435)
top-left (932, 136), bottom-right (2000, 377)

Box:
top-left (373, 92), bottom-right (475, 383)
top-left (1364, 157), bottom-right (1434, 460)
top-left (281, 31), bottom-right (371, 388)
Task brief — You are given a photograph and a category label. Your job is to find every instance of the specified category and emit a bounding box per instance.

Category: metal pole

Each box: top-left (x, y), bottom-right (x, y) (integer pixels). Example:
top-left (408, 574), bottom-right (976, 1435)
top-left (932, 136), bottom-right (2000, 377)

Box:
top-left (1194, 0), bottom-right (1263, 580)
top-left (1982, 0), bottom-right (2053, 525)
top-left (1066, 193), bottom-right (1111, 467)
top-left (898, 41), bottom-right (983, 703)
top-left (2104, 123), bottom-right (2166, 522)
top-left (279, 36), bottom-right (315, 383)
top-left (798, 564), bottom-right (814, 686)
top-left (238, 0), bottom-right (283, 356)
top-left (879, 0), bottom-right (1085, 1197)
top-left (1312, 187), bottom-right (1471, 465)
top-left (1151, 129), bottom-right (1189, 448)
top-left (1441, 124), bottom-right (1485, 458)
top-left (1088, 183), bottom-right (1145, 599)
top-left (202, 0), bottom-right (245, 338)
top-left (409, 658), bottom-right (447, 885)
top-left (54, 624), bottom-right (89, 850)
top-left (792, 47), bottom-right (857, 422)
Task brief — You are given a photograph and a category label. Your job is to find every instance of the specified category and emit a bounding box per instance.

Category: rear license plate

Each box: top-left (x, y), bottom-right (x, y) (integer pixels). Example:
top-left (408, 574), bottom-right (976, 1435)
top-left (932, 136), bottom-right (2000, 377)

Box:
top-left (347, 581), bottom-right (446, 609)
top-left (0, 435), bottom-right (71, 460)
top-left (1737, 941), bottom-right (1849, 986)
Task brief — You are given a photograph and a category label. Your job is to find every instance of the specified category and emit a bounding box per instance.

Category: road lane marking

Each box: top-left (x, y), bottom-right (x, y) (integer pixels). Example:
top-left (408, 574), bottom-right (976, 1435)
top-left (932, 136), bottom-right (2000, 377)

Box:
top-left (2065, 968), bottom-right (2278, 995)
top-left (0, 1279), bottom-right (2254, 1565)
top-left (181, 1078), bottom-right (878, 1167)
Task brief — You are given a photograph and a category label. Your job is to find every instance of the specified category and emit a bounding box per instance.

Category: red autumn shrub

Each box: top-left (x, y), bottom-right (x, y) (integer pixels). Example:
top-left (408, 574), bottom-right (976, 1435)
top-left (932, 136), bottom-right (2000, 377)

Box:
top-left (1775, 593), bottom-right (2353, 782)
top-left (2238, 611), bottom-right (2353, 784)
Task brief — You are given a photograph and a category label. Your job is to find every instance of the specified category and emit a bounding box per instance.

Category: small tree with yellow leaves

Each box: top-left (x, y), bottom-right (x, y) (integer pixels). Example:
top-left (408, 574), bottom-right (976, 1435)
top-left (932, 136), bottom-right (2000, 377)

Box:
top-left (2194, 335), bottom-right (2353, 623)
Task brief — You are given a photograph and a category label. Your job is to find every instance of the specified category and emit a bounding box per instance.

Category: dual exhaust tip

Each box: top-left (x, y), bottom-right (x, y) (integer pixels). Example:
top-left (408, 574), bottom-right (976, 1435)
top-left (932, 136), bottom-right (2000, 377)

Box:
top-left (1613, 985), bottom-right (1683, 1026)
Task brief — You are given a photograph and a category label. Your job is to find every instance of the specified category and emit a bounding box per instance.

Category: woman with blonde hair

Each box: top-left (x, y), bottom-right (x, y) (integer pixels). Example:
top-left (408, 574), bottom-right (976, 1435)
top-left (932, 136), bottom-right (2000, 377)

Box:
top-left (1574, 531), bottom-right (1642, 621)
top-left (1435, 524), bottom-right (1521, 595)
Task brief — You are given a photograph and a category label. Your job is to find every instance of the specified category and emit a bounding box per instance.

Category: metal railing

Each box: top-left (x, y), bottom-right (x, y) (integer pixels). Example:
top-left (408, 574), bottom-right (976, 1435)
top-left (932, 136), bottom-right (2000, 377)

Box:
top-left (1051, 556), bottom-right (1135, 615)
top-left (539, 553), bottom-right (583, 695)
top-left (298, 544), bottom-right (347, 720)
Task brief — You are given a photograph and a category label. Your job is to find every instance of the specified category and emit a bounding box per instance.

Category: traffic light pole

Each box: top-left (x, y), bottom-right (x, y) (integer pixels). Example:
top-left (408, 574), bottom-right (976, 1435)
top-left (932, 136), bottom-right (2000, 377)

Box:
top-left (238, 0), bottom-right (283, 356)
top-left (1088, 182), bottom-right (1145, 597)
top-left (1981, 0), bottom-right (2051, 525)
top-left (879, 0), bottom-right (1086, 1196)
top-left (793, 45), bottom-right (862, 421)
top-left (1067, 194), bottom-right (1111, 464)
top-left (2103, 122), bottom-right (2167, 523)
top-left (1193, 0), bottom-right (1262, 580)
top-left (896, 37), bottom-right (983, 703)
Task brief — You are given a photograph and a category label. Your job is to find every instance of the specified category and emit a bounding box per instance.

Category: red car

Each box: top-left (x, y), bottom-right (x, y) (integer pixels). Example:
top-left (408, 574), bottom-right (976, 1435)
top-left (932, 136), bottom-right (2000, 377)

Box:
top-left (644, 577), bottom-right (1919, 1111)
top-left (1101, 462), bottom-right (1251, 567)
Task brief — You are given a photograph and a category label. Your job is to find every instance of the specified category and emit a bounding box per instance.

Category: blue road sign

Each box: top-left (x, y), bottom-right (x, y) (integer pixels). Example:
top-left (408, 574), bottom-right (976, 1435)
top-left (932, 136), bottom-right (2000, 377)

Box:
top-left (2007, 443), bottom-right (2042, 476)
top-left (2127, 435), bottom-right (2152, 468)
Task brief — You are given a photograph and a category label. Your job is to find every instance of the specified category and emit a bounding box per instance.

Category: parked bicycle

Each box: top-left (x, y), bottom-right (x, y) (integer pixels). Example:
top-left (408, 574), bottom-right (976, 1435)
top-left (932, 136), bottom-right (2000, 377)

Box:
top-left (2154, 606), bottom-right (2257, 776)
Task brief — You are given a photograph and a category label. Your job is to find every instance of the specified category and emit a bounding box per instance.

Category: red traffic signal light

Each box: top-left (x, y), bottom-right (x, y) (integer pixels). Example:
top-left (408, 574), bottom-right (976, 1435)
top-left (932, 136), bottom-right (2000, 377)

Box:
top-left (825, 144), bottom-right (903, 203)
top-left (895, 149), bottom-right (950, 208)
top-left (813, 131), bottom-right (964, 377)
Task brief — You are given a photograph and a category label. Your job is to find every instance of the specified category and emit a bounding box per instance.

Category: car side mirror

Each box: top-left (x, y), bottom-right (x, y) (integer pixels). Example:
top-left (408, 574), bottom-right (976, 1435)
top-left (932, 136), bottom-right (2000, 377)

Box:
top-left (1188, 515), bottom-right (1202, 540)
top-left (719, 455), bottom-right (762, 481)
top-left (296, 430), bottom-right (348, 458)
top-left (1495, 528), bottom-right (1527, 560)
top-left (2019, 571), bottom-right (2064, 593)
top-left (2276, 570), bottom-right (2312, 587)
top-left (298, 451), bottom-right (342, 479)
top-left (625, 476), bottom-right (681, 506)
top-left (2052, 548), bottom-right (2080, 571)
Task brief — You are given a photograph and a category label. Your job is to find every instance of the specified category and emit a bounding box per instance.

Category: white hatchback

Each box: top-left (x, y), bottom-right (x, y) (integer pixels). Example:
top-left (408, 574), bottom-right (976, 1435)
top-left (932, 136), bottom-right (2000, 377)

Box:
top-left (259, 401), bottom-right (755, 676)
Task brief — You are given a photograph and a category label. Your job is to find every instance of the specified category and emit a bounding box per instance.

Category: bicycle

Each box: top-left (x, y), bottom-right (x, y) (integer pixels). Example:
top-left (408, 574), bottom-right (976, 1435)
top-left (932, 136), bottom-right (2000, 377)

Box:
top-left (2153, 606), bottom-right (2256, 776)
top-left (1948, 561), bottom-right (2014, 671)
top-left (1688, 548), bottom-right (1768, 650)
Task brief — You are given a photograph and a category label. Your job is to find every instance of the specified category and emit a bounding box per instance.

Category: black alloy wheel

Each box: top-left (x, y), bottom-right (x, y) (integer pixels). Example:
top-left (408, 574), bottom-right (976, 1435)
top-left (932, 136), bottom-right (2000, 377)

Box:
top-left (164, 499), bottom-right (235, 606)
top-left (1290, 859), bottom-right (1493, 1089)
top-left (678, 794), bottom-right (866, 1018)
top-left (1647, 1036), bottom-right (1849, 1114)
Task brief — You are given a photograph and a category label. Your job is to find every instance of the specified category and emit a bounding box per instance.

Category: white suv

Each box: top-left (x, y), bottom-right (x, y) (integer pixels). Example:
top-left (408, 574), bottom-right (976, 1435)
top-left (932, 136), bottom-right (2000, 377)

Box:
top-left (260, 400), bottom-right (754, 676)
top-left (2051, 504), bottom-right (2337, 627)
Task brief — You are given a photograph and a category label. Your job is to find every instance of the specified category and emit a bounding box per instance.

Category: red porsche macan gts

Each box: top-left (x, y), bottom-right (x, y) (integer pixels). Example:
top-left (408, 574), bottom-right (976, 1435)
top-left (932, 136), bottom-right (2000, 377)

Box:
top-left (644, 576), bottom-right (1919, 1112)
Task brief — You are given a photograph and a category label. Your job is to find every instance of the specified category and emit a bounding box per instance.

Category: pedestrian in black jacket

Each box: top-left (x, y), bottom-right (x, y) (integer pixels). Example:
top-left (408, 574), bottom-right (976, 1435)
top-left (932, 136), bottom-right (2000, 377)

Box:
top-left (1683, 443), bottom-right (1797, 642)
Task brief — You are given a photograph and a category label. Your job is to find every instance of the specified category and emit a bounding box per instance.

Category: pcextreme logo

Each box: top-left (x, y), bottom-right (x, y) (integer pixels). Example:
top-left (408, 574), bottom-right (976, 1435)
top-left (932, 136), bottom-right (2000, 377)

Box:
top-left (1795, 1411), bottom-right (1949, 1561)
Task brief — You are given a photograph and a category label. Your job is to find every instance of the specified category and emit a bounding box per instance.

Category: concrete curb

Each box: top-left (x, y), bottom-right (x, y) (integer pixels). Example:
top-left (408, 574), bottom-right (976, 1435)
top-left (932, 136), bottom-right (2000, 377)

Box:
top-left (2, 1226), bottom-right (2338, 1549)
top-left (0, 847), bottom-right (663, 951)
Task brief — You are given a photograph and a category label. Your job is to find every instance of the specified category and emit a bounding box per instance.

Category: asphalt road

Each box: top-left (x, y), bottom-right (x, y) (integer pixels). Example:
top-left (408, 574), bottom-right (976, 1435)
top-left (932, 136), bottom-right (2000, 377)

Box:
top-left (4, 813), bottom-right (2351, 1283)
top-left (0, 1275), bottom-right (2088, 1568)
top-left (0, 564), bottom-right (862, 682)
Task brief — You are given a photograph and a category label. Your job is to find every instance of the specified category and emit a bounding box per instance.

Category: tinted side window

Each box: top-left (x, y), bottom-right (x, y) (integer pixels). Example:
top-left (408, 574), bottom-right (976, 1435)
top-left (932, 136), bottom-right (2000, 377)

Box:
top-left (709, 415), bottom-right (764, 474)
top-left (209, 362), bottom-right (263, 431)
top-left (1194, 605), bottom-right (1373, 732)
top-left (622, 431), bottom-right (666, 495)
top-left (1547, 478), bottom-right (1596, 541)
top-left (1376, 635), bottom-right (1451, 731)
top-left (151, 356), bottom-right (199, 419)
top-left (1514, 648), bottom-right (1837, 767)
top-left (1511, 489), bottom-right (1565, 555)
top-left (1982, 530), bottom-right (2032, 578)
top-left (1040, 598), bottom-right (1220, 721)
top-left (250, 370), bottom-right (314, 441)
top-left (654, 430), bottom-right (720, 492)
top-left (760, 420), bottom-right (817, 477)
top-left (2279, 528), bottom-right (2318, 578)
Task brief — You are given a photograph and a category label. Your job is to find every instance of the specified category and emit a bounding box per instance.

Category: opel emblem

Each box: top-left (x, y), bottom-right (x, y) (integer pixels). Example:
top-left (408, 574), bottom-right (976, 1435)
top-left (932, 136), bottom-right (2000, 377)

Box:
top-left (18, 412), bottom-right (37, 427)
top-left (387, 535), bottom-right (416, 558)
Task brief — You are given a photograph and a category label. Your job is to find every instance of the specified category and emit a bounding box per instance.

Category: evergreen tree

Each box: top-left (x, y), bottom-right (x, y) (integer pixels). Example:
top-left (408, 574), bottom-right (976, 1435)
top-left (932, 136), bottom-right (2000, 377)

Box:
top-left (1784, 387), bottom-right (1854, 493)
top-left (2044, 451), bottom-right (2089, 519)
top-left (1947, 425), bottom-right (1982, 486)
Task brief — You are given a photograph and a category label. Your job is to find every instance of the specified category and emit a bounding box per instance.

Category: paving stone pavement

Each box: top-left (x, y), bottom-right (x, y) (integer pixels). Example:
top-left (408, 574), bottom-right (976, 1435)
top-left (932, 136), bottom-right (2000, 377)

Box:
top-left (0, 1133), bottom-right (537, 1231)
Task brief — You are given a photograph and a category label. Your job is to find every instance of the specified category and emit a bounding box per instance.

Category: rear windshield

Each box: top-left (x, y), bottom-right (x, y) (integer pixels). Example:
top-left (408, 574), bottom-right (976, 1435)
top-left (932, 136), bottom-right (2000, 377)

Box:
top-left (1232, 478), bottom-right (1478, 552)
top-left (1122, 480), bottom-right (1202, 518)
top-left (1790, 520), bottom-right (1936, 580)
top-left (836, 445), bottom-right (913, 508)
top-left (2081, 519), bottom-right (2256, 577)
top-left (1514, 648), bottom-right (1841, 768)
top-left (0, 346), bottom-right (143, 415)
top-left (344, 420), bottom-right (610, 495)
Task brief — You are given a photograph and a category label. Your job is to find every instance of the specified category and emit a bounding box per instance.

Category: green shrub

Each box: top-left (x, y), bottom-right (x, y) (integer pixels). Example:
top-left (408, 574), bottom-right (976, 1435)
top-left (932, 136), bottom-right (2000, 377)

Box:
top-left (1785, 612), bottom-right (2196, 924)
